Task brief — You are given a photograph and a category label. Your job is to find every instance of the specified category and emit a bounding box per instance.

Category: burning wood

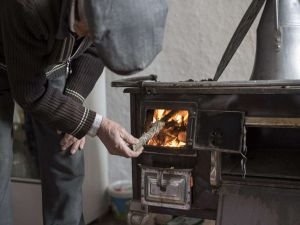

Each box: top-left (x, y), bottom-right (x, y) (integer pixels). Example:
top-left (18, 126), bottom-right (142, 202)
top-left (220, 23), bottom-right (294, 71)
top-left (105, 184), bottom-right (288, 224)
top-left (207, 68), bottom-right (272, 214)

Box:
top-left (148, 109), bottom-right (188, 148)
top-left (132, 109), bottom-right (189, 151)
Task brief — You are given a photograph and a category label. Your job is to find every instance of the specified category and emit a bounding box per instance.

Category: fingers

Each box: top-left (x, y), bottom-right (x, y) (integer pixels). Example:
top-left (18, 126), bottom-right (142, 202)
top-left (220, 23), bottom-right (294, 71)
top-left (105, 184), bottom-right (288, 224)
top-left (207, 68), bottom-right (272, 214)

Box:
top-left (120, 129), bottom-right (143, 156)
top-left (60, 134), bottom-right (77, 150)
top-left (128, 147), bottom-right (143, 157)
top-left (117, 139), bottom-right (143, 158)
top-left (60, 134), bottom-right (86, 154)
top-left (97, 117), bottom-right (143, 158)
top-left (120, 128), bottom-right (139, 145)
top-left (70, 140), bottom-right (81, 154)
top-left (80, 137), bottom-right (85, 150)
top-left (70, 138), bottom-right (86, 154)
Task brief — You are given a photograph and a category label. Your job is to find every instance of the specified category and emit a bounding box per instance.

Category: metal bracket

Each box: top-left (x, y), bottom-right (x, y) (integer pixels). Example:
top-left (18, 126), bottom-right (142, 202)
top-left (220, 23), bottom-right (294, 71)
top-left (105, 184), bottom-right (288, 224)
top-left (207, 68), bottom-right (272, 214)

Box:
top-left (157, 170), bottom-right (167, 192)
top-left (240, 126), bottom-right (248, 179)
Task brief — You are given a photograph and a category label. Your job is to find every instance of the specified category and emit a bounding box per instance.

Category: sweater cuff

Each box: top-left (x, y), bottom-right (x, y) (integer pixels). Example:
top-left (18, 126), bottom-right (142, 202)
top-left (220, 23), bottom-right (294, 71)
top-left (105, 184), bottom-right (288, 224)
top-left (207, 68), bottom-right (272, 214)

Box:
top-left (87, 113), bottom-right (103, 137)
top-left (70, 109), bottom-right (96, 138)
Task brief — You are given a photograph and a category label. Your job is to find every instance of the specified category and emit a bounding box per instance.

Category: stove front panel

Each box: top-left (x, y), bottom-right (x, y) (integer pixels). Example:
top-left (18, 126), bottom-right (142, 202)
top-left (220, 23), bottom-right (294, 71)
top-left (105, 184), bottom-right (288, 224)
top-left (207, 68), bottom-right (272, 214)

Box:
top-left (130, 91), bottom-right (300, 220)
top-left (131, 95), bottom-right (218, 218)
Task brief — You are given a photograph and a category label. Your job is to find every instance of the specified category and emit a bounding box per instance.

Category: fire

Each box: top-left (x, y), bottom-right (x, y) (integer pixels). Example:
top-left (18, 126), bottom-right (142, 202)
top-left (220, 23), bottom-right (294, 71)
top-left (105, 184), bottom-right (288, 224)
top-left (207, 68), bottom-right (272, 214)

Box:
top-left (146, 109), bottom-right (189, 148)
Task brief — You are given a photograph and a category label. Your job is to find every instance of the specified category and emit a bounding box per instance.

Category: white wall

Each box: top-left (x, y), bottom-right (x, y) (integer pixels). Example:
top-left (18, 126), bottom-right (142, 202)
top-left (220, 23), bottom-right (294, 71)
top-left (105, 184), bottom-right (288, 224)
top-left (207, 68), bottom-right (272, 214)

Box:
top-left (105, 0), bottom-right (262, 183)
top-left (83, 74), bottom-right (109, 221)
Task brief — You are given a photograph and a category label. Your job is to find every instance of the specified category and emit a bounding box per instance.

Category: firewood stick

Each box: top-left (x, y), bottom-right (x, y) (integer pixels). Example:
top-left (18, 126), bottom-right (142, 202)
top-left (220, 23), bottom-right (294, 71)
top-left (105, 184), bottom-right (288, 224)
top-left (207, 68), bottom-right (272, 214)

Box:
top-left (132, 110), bottom-right (179, 152)
top-left (132, 121), bottom-right (165, 151)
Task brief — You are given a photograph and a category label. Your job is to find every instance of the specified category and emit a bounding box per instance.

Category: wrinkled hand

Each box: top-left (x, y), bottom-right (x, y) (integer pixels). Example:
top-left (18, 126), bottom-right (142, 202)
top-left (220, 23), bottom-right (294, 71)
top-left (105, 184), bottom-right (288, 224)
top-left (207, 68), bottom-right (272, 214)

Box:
top-left (97, 117), bottom-right (143, 158)
top-left (60, 133), bottom-right (86, 154)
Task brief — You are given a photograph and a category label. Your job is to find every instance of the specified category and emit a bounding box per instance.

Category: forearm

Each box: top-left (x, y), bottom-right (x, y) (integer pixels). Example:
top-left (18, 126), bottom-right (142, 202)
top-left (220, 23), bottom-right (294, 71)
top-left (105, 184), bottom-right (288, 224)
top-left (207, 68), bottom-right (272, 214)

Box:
top-left (12, 81), bottom-right (96, 138)
top-left (64, 44), bottom-right (104, 103)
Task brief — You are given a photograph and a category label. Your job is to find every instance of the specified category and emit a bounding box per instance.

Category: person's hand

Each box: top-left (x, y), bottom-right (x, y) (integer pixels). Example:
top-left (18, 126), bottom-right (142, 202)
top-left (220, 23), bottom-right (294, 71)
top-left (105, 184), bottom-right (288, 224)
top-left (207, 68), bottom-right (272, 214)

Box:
top-left (60, 133), bottom-right (86, 154)
top-left (97, 117), bottom-right (143, 157)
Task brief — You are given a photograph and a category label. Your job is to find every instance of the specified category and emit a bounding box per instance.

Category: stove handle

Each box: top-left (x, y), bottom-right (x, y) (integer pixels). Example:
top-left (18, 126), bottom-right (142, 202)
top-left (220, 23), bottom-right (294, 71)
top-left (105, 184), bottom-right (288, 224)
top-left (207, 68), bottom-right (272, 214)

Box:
top-left (274, 0), bottom-right (282, 50)
top-left (157, 170), bottom-right (167, 192)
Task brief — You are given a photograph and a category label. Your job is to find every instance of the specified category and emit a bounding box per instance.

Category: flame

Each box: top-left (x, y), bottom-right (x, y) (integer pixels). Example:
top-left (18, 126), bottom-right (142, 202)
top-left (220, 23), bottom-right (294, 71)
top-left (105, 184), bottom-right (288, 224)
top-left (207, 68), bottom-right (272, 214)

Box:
top-left (146, 109), bottom-right (189, 148)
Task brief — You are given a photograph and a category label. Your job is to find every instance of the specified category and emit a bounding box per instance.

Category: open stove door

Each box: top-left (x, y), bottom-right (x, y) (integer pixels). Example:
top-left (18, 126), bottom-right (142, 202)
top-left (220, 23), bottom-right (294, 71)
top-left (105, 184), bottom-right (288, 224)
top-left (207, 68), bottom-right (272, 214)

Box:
top-left (216, 184), bottom-right (300, 225)
top-left (194, 110), bottom-right (245, 154)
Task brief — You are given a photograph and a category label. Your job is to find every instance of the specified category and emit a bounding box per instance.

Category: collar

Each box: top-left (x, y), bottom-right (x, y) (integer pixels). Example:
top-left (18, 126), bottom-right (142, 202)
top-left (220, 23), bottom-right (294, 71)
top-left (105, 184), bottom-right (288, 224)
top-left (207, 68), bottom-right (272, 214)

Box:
top-left (69, 0), bottom-right (76, 33)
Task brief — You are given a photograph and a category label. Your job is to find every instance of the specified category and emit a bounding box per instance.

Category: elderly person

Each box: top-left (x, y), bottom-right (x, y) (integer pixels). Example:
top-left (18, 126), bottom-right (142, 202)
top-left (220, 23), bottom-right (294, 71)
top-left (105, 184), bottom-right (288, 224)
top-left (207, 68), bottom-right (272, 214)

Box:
top-left (0, 0), bottom-right (167, 224)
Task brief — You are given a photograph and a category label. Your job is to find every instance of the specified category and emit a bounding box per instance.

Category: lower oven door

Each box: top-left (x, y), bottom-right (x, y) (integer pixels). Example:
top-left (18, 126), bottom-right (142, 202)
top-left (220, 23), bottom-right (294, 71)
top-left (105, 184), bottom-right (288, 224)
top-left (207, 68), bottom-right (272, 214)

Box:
top-left (141, 166), bottom-right (192, 210)
top-left (217, 184), bottom-right (300, 225)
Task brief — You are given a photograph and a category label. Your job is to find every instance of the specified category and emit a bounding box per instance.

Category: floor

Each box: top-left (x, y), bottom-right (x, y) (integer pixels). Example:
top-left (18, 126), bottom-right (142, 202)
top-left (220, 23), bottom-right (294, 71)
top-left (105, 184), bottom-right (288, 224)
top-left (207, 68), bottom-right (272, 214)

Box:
top-left (90, 212), bottom-right (127, 225)
top-left (92, 212), bottom-right (215, 225)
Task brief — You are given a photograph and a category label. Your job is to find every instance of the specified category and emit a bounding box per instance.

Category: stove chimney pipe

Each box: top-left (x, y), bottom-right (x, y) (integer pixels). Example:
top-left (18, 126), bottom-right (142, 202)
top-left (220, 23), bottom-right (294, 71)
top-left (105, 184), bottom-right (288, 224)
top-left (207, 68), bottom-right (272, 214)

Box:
top-left (251, 0), bottom-right (300, 80)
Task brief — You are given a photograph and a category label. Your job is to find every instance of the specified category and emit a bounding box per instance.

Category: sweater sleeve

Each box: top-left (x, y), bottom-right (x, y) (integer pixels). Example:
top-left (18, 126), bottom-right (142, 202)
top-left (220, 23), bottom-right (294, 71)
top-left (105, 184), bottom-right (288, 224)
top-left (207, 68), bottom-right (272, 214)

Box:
top-left (2, 1), bottom-right (96, 138)
top-left (64, 43), bottom-right (104, 104)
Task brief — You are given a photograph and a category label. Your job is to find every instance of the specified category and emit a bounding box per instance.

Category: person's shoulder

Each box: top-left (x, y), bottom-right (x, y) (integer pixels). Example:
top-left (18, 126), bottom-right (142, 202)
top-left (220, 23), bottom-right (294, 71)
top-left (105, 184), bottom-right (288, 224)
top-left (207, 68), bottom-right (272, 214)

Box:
top-left (4, 0), bottom-right (41, 14)
top-left (2, 0), bottom-right (43, 22)
top-left (31, 0), bottom-right (62, 36)
top-left (4, 0), bottom-right (61, 39)
top-left (11, 0), bottom-right (60, 20)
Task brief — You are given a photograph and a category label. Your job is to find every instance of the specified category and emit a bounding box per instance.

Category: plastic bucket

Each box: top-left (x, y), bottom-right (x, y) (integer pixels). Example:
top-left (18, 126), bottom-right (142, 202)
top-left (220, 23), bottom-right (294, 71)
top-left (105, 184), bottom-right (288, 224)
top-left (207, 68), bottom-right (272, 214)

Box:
top-left (108, 180), bottom-right (132, 220)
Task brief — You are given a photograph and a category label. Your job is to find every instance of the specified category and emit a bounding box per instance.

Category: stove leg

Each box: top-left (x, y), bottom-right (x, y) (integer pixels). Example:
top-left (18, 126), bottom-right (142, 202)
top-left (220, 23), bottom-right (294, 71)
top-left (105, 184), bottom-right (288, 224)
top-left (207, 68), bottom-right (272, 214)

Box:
top-left (127, 201), bottom-right (150, 225)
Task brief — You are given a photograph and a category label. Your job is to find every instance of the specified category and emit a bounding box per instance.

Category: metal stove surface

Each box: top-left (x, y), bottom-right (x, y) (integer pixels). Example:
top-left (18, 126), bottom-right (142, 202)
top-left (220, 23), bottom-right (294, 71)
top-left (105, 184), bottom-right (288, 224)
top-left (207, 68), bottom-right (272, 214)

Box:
top-left (113, 76), bottom-right (300, 225)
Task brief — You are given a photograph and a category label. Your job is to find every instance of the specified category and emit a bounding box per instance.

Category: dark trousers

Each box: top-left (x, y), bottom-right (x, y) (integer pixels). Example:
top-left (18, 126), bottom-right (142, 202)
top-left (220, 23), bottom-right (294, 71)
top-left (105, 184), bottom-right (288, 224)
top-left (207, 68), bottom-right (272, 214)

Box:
top-left (0, 67), bottom-right (85, 225)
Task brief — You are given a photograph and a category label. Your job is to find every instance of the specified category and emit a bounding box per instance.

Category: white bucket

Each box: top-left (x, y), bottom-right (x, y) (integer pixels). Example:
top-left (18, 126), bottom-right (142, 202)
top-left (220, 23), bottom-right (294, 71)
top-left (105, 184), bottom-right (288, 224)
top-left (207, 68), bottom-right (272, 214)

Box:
top-left (108, 180), bottom-right (132, 220)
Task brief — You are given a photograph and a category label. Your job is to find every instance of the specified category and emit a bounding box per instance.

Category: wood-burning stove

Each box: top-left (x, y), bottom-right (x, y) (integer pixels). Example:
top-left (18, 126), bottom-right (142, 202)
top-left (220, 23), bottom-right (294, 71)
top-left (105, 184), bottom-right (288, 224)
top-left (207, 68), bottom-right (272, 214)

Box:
top-left (112, 76), bottom-right (300, 225)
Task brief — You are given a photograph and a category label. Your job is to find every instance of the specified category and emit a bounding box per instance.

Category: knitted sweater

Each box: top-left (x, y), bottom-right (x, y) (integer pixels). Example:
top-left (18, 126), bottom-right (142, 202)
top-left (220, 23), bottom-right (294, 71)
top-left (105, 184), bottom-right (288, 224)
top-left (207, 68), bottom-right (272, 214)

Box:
top-left (0, 0), bottom-right (104, 138)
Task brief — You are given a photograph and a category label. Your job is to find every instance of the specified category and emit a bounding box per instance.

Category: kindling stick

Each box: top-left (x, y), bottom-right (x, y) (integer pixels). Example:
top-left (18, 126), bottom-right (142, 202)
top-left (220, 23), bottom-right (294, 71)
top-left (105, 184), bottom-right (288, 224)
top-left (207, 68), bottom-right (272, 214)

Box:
top-left (132, 110), bottom-right (179, 152)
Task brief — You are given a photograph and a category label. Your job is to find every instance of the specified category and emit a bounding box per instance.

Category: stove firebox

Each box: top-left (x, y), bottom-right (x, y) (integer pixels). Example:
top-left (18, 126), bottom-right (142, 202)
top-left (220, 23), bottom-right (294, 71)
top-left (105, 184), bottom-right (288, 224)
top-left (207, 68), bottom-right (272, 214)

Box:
top-left (145, 109), bottom-right (189, 148)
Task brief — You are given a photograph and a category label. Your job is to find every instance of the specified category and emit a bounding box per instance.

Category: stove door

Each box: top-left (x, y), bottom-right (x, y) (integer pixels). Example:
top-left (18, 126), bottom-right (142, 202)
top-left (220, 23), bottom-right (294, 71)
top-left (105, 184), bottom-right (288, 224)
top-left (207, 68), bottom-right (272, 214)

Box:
top-left (216, 184), bottom-right (300, 225)
top-left (194, 110), bottom-right (245, 154)
top-left (141, 166), bottom-right (192, 210)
